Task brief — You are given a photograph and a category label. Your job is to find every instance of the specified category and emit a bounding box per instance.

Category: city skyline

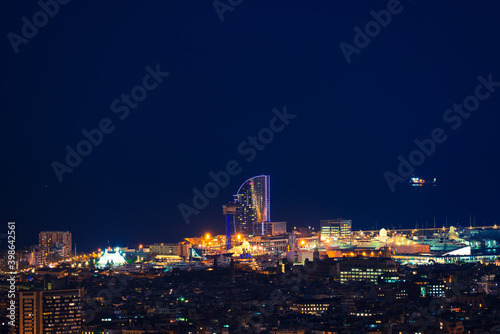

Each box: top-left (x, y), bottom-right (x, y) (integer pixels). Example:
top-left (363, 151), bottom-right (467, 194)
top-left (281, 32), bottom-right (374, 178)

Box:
top-left (2, 2), bottom-right (500, 253)
top-left (9, 172), bottom-right (499, 251)
top-left (3, 2), bottom-right (500, 332)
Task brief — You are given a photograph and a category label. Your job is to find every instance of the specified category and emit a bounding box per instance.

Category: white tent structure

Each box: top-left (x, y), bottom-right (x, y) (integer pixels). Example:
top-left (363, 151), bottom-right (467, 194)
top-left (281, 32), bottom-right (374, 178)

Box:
top-left (96, 248), bottom-right (127, 269)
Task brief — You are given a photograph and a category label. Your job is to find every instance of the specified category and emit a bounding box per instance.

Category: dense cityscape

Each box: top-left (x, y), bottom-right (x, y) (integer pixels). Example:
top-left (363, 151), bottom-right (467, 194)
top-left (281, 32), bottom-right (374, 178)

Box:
top-left (4, 2), bottom-right (500, 334)
top-left (1, 175), bottom-right (499, 333)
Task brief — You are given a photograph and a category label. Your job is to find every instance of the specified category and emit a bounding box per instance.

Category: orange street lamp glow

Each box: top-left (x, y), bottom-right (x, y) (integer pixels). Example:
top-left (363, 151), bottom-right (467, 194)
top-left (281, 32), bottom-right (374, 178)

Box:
top-left (205, 233), bottom-right (210, 240)
top-left (300, 240), bottom-right (306, 246)
top-left (237, 234), bottom-right (241, 240)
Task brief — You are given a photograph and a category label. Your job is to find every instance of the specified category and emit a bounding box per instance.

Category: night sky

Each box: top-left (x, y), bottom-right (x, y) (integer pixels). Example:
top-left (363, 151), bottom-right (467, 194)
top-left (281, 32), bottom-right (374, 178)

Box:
top-left (2, 1), bottom-right (500, 251)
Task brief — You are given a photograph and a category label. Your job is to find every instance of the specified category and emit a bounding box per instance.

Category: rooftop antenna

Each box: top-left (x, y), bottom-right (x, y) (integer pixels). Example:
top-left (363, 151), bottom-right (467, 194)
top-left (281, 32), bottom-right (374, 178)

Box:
top-left (433, 216), bottom-right (436, 230)
top-left (470, 214), bottom-right (472, 228)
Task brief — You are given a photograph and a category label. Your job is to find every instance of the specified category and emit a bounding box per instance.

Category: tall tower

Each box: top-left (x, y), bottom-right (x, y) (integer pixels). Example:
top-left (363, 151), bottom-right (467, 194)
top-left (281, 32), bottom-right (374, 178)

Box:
top-left (234, 175), bottom-right (270, 235)
top-left (223, 202), bottom-right (241, 250)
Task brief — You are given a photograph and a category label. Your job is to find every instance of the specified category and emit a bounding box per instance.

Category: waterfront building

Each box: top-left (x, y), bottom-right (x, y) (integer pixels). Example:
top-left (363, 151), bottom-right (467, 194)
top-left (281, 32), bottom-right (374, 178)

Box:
top-left (320, 219), bottom-right (352, 239)
top-left (232, 175), bottom-right (270, 235)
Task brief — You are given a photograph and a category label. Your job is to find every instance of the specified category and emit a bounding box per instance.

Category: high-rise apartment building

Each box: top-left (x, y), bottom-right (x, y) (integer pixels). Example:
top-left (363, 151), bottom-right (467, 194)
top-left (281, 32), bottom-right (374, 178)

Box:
top-left (320, 219), bottom-right (352, 239)
top-left (18, 288), bottom-right (82, 333)
top-left (39, 231), bottom-right (72, 257)
top-left (233, 175), bottom-right (270, 235)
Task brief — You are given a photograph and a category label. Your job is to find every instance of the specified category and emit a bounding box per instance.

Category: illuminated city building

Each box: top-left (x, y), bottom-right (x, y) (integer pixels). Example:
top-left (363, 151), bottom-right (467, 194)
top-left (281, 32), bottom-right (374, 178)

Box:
top-left (150, 243), bottom-right (180, 255)
top-left (339, 258), bottom-right (399, 284)
top-left (18, 289), bottom-right (82, 333)
top-left (233, 175), bottom-right (270, 235)
top-left (420, 282), bottom-right (446, 298)
top-left (39, 231), bottom-right (72, 257)
top-left (149, 242), bottom-right (192, 260)
top-left (253, 221), bottom-right (286, 236)
top-left (249, 234), bottom-right (289, 254)
top-left (320, 219), bottom-right (351, 239)
top-left (28, 246), bottom-right (48, 266)
top-left (291, 301), bottom-right (330, 314)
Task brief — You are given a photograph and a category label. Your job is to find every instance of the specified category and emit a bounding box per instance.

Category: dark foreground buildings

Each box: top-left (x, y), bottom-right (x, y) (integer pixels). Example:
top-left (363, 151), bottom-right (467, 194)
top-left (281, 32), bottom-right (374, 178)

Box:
top-left (18, 288), bottom-right (82, 333)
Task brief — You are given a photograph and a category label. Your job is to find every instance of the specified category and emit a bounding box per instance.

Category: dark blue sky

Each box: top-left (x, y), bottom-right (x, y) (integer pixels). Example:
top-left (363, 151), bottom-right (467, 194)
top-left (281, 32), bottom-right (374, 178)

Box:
top-left (2, 1), bottom-right (500, 251)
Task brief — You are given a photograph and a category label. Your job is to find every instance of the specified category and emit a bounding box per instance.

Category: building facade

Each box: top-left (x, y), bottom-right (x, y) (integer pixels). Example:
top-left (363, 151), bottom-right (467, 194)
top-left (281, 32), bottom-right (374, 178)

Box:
top-left (338, 258), bottom-right (399, 284)
top-left (18, 289), bottom-right (82, 333)
top-left (233, 175), bottom-right (270, 235)
top-left (291, 301), bottom-right (330, 314)
top-left (251, 235), bottom-right (289, 254)
top-left (150, 243), bottom-right (181, 255)
top-left (320, 219), bottom-right (352, 239)
top-left (28, 246), bottom-right (48, 267)
top-left (39, 231), bottom-right (72, 257)
top-left (253, 221), bottom-right (286, 236)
